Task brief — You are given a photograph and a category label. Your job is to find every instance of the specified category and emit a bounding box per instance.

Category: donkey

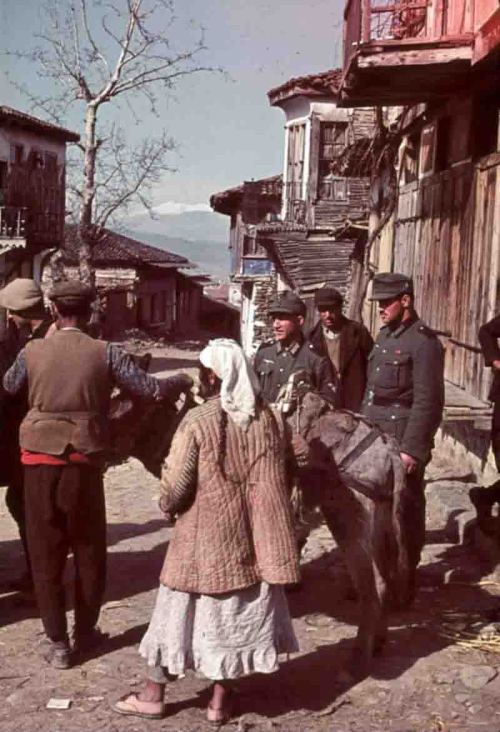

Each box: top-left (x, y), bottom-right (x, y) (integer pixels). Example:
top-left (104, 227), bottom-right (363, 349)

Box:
top-left (283, 382), bottom-right (410, 676)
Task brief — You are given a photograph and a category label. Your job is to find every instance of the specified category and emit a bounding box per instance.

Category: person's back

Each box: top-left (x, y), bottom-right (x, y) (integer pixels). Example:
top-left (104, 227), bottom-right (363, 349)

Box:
top-left (21, 330), bottom-right (111, 456)
top-left (161, 397), bottom-right (298, 595)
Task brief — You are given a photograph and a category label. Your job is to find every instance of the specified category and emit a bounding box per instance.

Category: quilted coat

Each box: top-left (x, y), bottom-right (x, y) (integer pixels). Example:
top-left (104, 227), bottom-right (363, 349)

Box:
top-left (159, 398), bottom-right (300, 594)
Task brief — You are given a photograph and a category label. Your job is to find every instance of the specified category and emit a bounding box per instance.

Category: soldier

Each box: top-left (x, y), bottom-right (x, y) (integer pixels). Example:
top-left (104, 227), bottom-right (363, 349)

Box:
top-left (3, 280), bottom-right (193, 669)
top-left (478, 314), bottom-right (500, 471)
top-left (361, 273), bottom-right (444, 605)
top-left (253, 291), bottom-right (337, 405)
top-left (308, 287), bottom-right (373, 411)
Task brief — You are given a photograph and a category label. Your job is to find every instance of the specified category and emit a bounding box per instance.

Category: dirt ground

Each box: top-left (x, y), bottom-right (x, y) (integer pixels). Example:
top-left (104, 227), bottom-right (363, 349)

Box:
top-left (1, 344), bottom-right (500, 732)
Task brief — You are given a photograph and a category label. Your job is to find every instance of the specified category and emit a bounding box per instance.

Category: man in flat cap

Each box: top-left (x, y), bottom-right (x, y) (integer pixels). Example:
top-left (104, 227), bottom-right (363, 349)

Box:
top-left (3, 280), bottom-right (192, 669)
top-left (253, 291), bottom-right (337, 405)
top-left (361, 272), bottom-right (444, 605)
top-left (308, 287), bottom-right (373, 412)
top-left (0, 278), bottom-right (53, 592)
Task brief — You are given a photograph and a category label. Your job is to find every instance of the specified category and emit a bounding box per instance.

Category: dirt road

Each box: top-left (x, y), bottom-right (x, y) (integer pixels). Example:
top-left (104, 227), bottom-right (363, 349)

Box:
top-left (1, 344), bottom-right (500, 732)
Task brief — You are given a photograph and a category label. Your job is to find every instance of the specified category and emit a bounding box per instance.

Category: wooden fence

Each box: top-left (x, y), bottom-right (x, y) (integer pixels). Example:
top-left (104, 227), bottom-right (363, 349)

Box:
top-left (394, 152), bottom-right (500, 402)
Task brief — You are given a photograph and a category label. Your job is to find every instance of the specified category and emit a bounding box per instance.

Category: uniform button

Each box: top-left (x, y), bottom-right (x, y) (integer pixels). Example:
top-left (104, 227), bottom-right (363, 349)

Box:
top-left (376, 367), bottom-right (380, 372)
top-left (391, 415), bottom-right (396, 420)
top-left (382, 349), bottom-right (387, 353)
top-left (279, 368), bottom-right (284, 372)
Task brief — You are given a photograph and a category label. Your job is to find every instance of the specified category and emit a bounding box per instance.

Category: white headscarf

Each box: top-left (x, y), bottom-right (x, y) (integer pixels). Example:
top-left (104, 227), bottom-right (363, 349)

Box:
top-left (199, 338), bottom-right (261, 430)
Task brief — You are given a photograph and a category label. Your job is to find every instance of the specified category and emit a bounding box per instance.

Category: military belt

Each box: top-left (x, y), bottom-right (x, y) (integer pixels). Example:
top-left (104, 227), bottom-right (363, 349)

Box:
top-left (372, 396), bottom-right (412, 408)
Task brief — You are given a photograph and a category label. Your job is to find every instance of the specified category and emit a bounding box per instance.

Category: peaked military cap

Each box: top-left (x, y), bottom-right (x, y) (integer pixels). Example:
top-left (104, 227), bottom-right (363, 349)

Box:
top-left (49, 280), bottom-right (95, 303)
top-left (369, 273), bottom-right (414, 301)
top-left (268, 291), bottom-right (306, 317)
top-left (315, 287), bottom-right (343, 308)
top-left (0, 278), bottom-right (44, 313)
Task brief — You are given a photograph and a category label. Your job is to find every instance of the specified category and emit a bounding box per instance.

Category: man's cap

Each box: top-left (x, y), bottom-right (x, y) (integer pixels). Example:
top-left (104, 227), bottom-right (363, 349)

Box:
top-left (0, 278), bottom-right (44, 314)
top-left (49, 280), bottom-right (95, 303)
top-left (315, 287), bottom-right (343, 308)
top-left (369, 273), bottom-right (414, 301)
top-left (268, 291), bottom-right (306, 317)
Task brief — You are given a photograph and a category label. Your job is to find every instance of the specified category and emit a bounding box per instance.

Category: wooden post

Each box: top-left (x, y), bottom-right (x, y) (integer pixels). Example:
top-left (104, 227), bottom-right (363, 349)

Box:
top-left (362, 0), bottom-right (371, 43)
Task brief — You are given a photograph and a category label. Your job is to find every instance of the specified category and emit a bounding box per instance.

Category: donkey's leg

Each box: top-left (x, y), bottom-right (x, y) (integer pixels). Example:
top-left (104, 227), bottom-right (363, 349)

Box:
top-left (322, 489), bottom-right (382, 677)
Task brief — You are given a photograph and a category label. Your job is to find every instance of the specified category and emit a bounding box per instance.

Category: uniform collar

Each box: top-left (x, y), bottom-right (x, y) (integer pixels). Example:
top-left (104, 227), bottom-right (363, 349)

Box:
top-left (276, 335), bottom-right (303, 355)
top-left (387, 313), bottom-right (419, 338)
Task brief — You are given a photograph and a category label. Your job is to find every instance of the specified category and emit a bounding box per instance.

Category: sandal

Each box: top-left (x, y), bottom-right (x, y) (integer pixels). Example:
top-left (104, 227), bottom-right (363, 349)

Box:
top-left (113, 692), bottom-right (165, 719)
top-left (206, 689), bottom-right (234, 727)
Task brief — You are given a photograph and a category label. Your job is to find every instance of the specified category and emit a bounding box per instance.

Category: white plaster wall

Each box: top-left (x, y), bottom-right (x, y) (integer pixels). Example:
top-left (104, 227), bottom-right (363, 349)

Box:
top-left (277, 95), bottom-right (344, 217)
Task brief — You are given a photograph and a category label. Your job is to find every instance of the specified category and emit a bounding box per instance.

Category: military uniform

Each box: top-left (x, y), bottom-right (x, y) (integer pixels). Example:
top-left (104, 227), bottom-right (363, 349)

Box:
top-left (254, 337), bottom-right (337, 405)
top-left (253, 291), bottom-right (337, 405)
top-left (361, 273), bottom-right (444, 585)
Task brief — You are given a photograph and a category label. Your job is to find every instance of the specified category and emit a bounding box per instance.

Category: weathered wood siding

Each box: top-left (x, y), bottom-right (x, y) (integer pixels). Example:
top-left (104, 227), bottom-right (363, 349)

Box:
top-left (394, 153), bottom-right (500, 401)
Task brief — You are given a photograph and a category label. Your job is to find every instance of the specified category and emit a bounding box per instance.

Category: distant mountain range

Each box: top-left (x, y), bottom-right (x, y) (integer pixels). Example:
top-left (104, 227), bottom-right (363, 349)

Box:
top-left (126, 209), bottom-right (230, 279)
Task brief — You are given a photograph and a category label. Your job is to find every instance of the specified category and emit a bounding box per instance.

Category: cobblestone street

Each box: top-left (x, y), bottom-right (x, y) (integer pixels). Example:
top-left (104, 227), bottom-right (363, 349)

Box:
top-left (1, 347), bottom-right (500, 732)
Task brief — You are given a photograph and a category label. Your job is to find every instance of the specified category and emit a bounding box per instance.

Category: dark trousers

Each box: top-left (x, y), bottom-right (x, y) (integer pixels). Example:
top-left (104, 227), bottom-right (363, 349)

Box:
top-left (24, 464), bottom-right (106, 642)
top-left (492, 398), bottom-right (500, 472)
top-left (5, 458), bottom-right (31, 577)
top-left (398, 465), bottom-right (426, 572)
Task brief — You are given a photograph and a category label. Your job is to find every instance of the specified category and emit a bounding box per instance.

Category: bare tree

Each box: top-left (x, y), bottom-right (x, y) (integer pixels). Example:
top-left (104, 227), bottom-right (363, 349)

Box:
top-left (7, 0), bottom-right (212, 283)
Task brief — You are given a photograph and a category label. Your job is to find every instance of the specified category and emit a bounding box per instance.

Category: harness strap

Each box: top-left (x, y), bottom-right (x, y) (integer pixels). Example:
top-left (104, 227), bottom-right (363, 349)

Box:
top-left (337, 427), bottom-right (382, 473)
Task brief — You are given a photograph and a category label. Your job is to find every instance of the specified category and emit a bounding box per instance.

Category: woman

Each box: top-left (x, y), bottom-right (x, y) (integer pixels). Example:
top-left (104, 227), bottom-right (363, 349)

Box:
top-left (114, 339), bottom-right (300, 724)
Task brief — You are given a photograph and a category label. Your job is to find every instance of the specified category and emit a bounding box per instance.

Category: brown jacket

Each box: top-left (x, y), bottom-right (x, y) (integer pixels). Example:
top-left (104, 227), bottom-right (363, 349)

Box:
top-left (308, 317), bottom-right (373, 412)
top-left (20, 330), bottom-right (111, 455)
top-left (159, 398), bottom-right (300, 594)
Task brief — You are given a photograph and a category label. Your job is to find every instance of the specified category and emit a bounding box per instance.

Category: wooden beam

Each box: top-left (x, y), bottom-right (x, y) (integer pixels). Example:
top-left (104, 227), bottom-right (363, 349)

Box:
top-left (357, 45), bottom-right (472, 67)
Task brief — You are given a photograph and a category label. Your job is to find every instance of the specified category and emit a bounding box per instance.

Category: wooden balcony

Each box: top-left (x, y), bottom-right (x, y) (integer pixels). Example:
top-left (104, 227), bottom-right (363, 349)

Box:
top-left (341, 0), bottom-right (474, 106)
top-left (283, 177), bottom-right (370, 229)
top-left (0, 206), bottom-right (27, 244)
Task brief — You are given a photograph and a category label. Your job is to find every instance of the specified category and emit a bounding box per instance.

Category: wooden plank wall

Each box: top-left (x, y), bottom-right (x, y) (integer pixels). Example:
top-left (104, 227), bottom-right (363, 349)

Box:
top-left (394, 154), bottom-right (500, 401)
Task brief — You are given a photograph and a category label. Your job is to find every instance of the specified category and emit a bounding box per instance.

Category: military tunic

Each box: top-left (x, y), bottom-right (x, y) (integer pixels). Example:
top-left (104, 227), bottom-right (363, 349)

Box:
top-left (254, 337), bottom-right (337, 405)
top-left (361, 316), bottom-right (444, 464)
top-left (361, 315), bottom-right (444, 583)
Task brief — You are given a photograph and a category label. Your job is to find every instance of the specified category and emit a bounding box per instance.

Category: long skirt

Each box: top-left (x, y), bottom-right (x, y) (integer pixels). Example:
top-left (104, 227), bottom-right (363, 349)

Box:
top-left (139, 581), bottom-right (299, 681)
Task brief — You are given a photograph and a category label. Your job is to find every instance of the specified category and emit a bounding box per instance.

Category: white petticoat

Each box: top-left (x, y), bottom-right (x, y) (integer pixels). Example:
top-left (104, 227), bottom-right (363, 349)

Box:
top-left (139, 582), bottom-right (299, 680)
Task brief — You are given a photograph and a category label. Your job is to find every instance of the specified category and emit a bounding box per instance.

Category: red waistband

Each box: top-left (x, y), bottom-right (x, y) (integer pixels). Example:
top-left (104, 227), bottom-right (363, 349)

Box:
top-left (21, 449), bottom-right (93, 466)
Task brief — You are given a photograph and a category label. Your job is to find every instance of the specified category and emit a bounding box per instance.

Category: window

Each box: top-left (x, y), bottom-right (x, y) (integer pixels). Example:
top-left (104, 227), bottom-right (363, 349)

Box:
top-left (318, 122), bottom-right (348, 199)
top-left (10, 144), bottom-right (24, 164)
top-left (286, 123), bottom-right (306, 201)
top-left (0, 161), bottom-right (7, 191)
top-left (419, 123), bottom-right (436, 177)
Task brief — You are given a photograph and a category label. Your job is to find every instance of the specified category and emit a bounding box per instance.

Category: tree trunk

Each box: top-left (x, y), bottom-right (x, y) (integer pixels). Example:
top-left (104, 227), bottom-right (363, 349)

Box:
top-left (78, 103), bottom-right (99, 287)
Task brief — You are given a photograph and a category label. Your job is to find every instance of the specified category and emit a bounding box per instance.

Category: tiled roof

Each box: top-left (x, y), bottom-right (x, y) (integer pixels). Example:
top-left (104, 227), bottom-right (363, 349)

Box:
top-left (268, 69), bottom-right (342, 106)
top-left (259, 232), bottom-right (356, 291)
top-left (63, 225), bottom-right (191, 268)
top-left (0, 106), bottom-right (80, 142)
top-left (210, 175), bottom-right (282, 215)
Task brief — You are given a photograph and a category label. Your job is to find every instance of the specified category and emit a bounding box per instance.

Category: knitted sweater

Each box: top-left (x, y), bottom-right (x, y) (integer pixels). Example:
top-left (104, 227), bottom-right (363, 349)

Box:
top-left (159, 398), bottom-right (300, 594)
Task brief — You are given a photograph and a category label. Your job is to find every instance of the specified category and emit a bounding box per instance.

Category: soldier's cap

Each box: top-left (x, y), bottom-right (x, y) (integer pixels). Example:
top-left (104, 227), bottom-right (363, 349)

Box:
top-left (0, 278), bottom-right (44, 314)
top-left (268, 291), bottom-right (306, 317)
top-left (49, 280), bottom-right (95, 304)
top-left (315, 287), bottom-right (343, 308)
top-left (369, 273), bottom-right (414, 301)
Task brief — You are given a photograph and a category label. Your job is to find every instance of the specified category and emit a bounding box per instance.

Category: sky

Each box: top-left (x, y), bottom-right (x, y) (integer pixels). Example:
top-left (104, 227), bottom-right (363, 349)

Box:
top-left (0, 0), bottom-right (344, 211)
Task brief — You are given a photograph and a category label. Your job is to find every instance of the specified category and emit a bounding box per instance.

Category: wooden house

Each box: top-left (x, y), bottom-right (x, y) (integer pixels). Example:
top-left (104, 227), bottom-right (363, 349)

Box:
top-left (57, 226), bottom-right (200, 340)
top-left (210, 176), bottom-right (282, 353)
top-left (340, 0), bottom-right (500, 478)
top-left (256, 69), bottom-right (375, 330)
top-left (0, 106), bottom-right (79, 287)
